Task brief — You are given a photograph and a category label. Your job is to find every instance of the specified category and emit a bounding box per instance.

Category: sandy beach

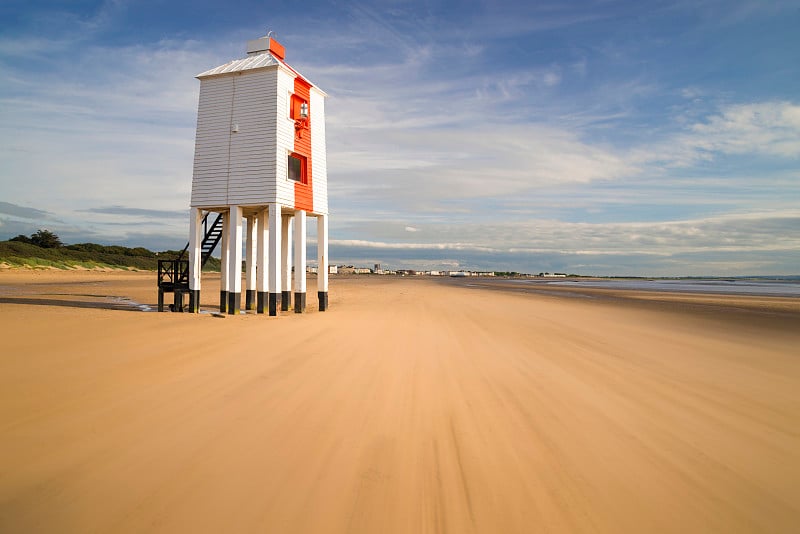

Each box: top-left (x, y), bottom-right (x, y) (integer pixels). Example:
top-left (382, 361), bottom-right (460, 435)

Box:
top-left (1, 269), bottom-right (798, 533)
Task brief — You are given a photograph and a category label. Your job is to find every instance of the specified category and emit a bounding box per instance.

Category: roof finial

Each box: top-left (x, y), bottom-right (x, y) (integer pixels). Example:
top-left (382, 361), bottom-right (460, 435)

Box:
top-left (266, 30), bottom-right (276, 40)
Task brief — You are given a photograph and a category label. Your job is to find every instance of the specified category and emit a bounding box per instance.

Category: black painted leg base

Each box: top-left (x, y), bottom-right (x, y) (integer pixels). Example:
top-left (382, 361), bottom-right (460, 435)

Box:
top-left (170, 291), bottom-right (185, 312)
top-left (257, 291), bottom-right (267, 314)
top-left (188, 290), bottom-right (200, 313)
top-left (245, 289), bottom-right (256, 311)
top-left (228, 292), bottom-right (241, 315)
top-left (220, 290), bottom-right (228, 313)
top-left (294, 292), bottom-right (306, 313)
top-left (268, 293), bottom-right (278, 316)
top-left (281, 290), bottom-right (291, 311)
top-left (318, 291), bottom-right (328, 311)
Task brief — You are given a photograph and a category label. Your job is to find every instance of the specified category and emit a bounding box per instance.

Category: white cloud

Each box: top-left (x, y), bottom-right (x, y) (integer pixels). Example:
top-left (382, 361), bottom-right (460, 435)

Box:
top-left (332, 210), bottom-right (800, 257)
top-left (542, 70), bottom-right (562, 87)
top-left (634, 101), bottom-right (800, 167)
top-left (327, 124), bottom-right (635, 212)
top-left (0, 38), bottom-right (224, 217)
top-left (689, 101), bottom-right (800, 158)
top-left (330, 239), bottom-right (494, 251)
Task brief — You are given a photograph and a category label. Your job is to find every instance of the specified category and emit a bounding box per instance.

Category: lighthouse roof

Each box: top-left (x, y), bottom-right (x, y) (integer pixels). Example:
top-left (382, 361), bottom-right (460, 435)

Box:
top-left (196, 52), bottom-right (281, 78)
top-left (196, 38), bottom-right (324, 94)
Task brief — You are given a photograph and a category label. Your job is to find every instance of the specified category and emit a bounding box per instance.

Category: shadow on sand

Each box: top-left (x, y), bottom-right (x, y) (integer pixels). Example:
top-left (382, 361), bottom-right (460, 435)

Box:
top-left (0, 296), bottom-right (154, 312)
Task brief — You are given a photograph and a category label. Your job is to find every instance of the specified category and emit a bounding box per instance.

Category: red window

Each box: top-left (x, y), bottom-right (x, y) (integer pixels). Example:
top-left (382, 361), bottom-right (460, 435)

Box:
top-left (290, 95), bottom-right (309, 120)
top-left (288, 153), bottom-right (307, 183)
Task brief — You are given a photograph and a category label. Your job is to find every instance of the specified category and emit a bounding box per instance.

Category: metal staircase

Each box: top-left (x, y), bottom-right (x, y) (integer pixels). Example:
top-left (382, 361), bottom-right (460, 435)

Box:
top-left (158, 212), bottom-right (223, 311)
top-left (176, 212), bottom-right (223, 267)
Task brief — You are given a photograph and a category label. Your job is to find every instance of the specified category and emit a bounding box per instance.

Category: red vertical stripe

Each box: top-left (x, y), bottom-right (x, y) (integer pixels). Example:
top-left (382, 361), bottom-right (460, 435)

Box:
top-left (293, 78), bottom-right (313, 212)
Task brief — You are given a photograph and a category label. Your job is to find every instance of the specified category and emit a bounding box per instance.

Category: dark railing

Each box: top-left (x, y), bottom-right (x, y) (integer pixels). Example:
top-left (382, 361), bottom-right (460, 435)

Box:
top-left (157, 259), bottom-right (189, 312)
top-left (158, 211), bottom-right (223, 312)
top-left (176, 212), bottom-right (223, 267)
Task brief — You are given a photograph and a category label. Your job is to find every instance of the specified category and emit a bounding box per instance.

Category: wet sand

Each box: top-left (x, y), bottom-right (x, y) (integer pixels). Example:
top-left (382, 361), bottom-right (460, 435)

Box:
top-left (1, 270), bottom-right (799, 533)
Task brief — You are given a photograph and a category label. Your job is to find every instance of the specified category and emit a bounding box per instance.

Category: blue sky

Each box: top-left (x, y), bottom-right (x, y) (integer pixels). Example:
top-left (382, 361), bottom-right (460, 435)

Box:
top-left (1, 0), bottom-right (798, 275)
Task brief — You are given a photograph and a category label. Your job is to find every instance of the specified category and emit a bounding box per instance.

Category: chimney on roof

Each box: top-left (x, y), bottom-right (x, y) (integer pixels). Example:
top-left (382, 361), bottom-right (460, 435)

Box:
top-left (246, 35), bottom-right (285, 60)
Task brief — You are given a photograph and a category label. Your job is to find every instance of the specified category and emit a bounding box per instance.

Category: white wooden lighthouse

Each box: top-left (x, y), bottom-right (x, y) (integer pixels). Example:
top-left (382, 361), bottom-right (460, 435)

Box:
top-left (187, 35), bottom-right (329, 316)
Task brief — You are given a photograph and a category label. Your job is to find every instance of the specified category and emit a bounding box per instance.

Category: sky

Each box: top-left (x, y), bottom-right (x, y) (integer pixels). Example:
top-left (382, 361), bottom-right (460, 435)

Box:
top-left (1, 0), bottom-right (799, 276)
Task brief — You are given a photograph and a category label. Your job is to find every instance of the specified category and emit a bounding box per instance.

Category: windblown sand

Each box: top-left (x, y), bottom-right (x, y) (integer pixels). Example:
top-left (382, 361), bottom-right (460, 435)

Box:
top-left (1, 270), bottom-right (798, 533)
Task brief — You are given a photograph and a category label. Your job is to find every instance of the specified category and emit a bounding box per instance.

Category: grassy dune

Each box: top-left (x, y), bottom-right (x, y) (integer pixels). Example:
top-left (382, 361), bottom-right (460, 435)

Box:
top-left (0, 240), bottom-right (220, 271)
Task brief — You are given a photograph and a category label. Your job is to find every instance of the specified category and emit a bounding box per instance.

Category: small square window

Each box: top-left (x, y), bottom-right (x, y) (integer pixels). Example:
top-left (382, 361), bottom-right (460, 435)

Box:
top-left (288, 153), bottom-right (306, 183)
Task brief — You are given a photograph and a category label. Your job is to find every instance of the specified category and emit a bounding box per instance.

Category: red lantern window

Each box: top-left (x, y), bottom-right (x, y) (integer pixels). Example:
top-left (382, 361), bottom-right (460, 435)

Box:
top-left (290, 95), bottom-right (309, 120)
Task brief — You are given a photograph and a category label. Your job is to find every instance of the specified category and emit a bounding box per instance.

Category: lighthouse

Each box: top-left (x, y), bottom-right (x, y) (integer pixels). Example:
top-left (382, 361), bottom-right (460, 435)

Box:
top-left (186, 35), bottom-right (329, 316)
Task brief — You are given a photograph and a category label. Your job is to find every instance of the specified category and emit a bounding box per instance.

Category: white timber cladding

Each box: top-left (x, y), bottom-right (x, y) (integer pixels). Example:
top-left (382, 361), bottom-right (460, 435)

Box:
top-left (191, 76), bottom-right (233, 206)
top-left (192, 69), bottom-right (280, 207)
top-left (310, 87), bottom-right (328, 215)
top-left (227, 69), bottom-right (278, 206)
top-left (275, 68), bottom-right (296, 207)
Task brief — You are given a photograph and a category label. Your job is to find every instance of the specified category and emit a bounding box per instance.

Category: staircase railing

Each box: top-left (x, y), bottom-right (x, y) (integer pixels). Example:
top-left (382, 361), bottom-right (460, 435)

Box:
top-left (158, 211), bottom-right (223, 311)
top-left (176, 212), bottom-right (223, 267)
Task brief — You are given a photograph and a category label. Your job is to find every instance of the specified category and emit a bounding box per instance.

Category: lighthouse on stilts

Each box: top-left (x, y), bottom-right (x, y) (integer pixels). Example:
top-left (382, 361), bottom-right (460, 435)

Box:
top-left (186, 34), bottom-right (329, 315)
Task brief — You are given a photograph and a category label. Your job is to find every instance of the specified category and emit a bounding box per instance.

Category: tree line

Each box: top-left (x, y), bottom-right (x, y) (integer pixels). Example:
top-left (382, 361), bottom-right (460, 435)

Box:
top-left (10, 229), bottom-right (63, 248)
top-left (2, 230), bottom-right (220, 271)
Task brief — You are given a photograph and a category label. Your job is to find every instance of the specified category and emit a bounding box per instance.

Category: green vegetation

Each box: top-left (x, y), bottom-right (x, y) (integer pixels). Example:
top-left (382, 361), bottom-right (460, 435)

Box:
top-left (1, 231), bottom-right (220, 271)
top-left (10, 229), bottom-right (63, 248)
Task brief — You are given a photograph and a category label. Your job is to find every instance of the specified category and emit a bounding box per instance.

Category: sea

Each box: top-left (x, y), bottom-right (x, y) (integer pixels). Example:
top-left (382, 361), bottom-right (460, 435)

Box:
top-left (490, 277), bottom-right (800, 298)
